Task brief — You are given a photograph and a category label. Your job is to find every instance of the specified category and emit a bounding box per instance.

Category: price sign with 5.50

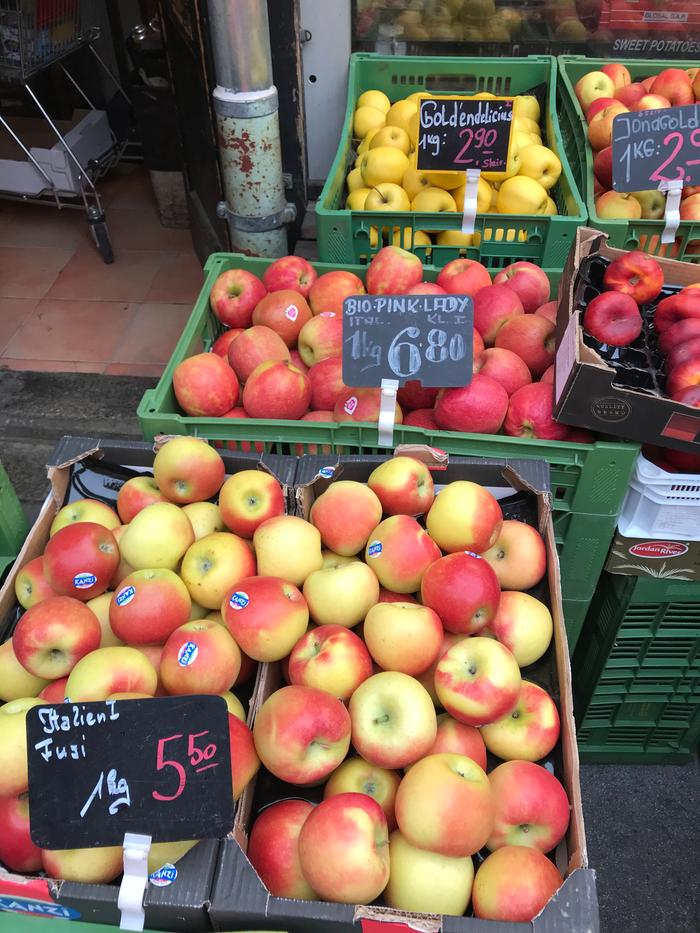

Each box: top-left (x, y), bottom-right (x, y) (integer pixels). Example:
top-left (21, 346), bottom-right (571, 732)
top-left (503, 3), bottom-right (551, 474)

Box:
top-left (27, 696), bottom-right (233, 848)
top-left (612, 103), bottom-right (700, 191)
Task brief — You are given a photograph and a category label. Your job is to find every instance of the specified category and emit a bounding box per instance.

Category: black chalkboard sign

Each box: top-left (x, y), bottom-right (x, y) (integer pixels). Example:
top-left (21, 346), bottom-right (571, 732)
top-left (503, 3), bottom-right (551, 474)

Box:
top-left (27, 696), bottom-right (233, 848)
top-left (416, 97), bottom-right (514, 175)
top-left (342, 293), bottom-right (473, 388)
top-left (612, 104), bottom-right (700, 192)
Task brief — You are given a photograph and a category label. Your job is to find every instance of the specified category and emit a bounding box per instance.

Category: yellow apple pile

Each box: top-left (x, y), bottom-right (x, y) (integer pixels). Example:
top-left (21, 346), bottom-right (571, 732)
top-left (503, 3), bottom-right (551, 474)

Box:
top-left (357, 0), bottom-right (524, 43)
top-left (347, 86), bottom-right (561, 248)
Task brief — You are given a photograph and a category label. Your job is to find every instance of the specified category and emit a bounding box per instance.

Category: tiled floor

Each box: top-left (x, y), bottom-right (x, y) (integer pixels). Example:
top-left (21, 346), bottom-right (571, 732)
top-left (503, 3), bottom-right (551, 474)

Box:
top-left (0, 164), bottom-right (203, 377)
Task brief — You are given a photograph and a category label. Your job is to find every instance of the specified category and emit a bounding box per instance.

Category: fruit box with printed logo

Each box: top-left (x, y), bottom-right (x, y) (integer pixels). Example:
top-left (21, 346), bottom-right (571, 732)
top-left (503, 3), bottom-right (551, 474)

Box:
top-left (208, 450), bottom-right (598, 933)
top-left (0, 436), bottom-right (297, 931)
top-left (554, 227), bottom-right (700, 455)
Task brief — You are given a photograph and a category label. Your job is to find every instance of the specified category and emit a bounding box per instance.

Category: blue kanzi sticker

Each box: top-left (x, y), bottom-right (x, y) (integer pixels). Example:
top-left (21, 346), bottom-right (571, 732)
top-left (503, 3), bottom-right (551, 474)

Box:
top-left (177, 641), bottom-right (199, 666)
top-left (73, 572), bottom-right (97, 589)
top-left (367, 541), bottom-right (382, 558)
top-left (319, 466), bottom-right (334, 479)
top-left (149, 863), bottom-right (178, 887)
top-left (228, 591), bottom-right (249, 610)
top-left (0, 896), bottom-right (80, 919)
top-left (115, 585), bottom-right (136, 606)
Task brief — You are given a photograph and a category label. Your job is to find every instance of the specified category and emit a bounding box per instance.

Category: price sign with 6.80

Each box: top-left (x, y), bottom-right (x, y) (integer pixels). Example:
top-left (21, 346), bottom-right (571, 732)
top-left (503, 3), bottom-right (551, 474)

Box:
top-left (342, 293), bottom-right (473, 388)
top-left (612, 103), bottom-right (700, 191)
top-left (27, 696), bottom-right (233, 848)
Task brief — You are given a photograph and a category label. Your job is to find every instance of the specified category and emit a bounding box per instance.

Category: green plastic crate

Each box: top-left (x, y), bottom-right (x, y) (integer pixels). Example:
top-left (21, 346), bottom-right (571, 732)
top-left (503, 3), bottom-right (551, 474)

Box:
top-left (316, 53), bottom-right (586, 269)
top-left (573, 572), bottom-right (700, 762)
top-left (558, 55), bottom-right (700, 260)
top-left (562, 596), bottom-right (593, 651)
top-left (0, 459), bottom-right (28, 580)
top-left (555, 510), bottom-right (620, 602)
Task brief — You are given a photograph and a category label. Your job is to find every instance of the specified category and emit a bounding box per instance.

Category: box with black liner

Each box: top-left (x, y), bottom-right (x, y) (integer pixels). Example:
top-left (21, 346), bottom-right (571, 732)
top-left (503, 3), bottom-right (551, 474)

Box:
top-left (0, 436), bottom-right (297, 931)
top-left (554, 227), bottom-right (700, 454)
top-left (209, 450), bottom-right (598, 933)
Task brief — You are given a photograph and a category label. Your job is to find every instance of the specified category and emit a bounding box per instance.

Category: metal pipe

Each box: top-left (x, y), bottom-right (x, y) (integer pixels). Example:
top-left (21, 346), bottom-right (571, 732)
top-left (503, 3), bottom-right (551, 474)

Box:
top-left (209, 0), bottom-right (295, 257)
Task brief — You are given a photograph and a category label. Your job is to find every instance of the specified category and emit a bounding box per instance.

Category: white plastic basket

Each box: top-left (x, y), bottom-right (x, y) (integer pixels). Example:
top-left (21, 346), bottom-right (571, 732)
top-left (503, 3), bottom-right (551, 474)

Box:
top-left (619, 453), bottom-right (700, 539)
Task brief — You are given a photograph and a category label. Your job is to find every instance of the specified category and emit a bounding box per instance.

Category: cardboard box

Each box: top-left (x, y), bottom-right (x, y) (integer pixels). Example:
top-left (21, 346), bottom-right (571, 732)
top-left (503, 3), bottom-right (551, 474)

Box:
top-left (606, 529), bottom-right (700, 581)
top-left (0, 436), bottom-right (297, 930)
top-left (209, 451), bottom-right (598, 933)
top-left (553, 227), bottom-right (700, 454)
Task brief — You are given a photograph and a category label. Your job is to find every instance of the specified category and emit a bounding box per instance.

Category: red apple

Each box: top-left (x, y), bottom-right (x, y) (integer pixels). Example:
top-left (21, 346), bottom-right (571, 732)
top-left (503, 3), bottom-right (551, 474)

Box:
top-left (472, 846), bottom-right (562, 922)
top-left (615, 82), bottom-right (647, 108)
top-left (631, 94), bottom-right (671, 111)
top-left (290, 349), bottom-right (309, 374)
top-left (586, 96), bottom-right (618, 122)
top-left (210, 268), bottom-right (267, 328)
top-left (403, 281), bottom-right (447, 295)
top-left (262, 255), bottom-right (317, 297)
top-left (39, 677), bottom-right (69, 702)
top-left (324, 758), bottom-right (401, 831)
top-left (211, 328), bottom-right (243, 357)
top-left (252, 289), bottom-right (313, 348)
top-left (593, 145), bottom-right (613, 188)
top-left (434, 373), bottom-right (509, 434)
top-left (422, 714), bottom-right (487, 771)
top-left (13, 596), bottom-right (101, 678)
top-left (596, 190), bottom-right (642, 220)
top-left (365, 515), bottom-right (441, 594)
top-left (603, 251), bottom-right (664, 304)
top-left (540, 364), bottom-right (554, 383)
top-left (365, 246), bottom-right (423, 295)
top-left (421, 552), bottom-right (501, 634)
top-left (228, 713), bottom-right (260, 800)
top-left (396, 380), bottom-right (439, 411)
top-left (641, 76), bottom-right (655, 92)
top-left (681, 194), bottom-right (700, 221)
top-left (672, 385), bottom-right (700, 407)
top-left (43, 522), bottom-right (119, 600)
top-left (14, 556), bottom-right (58, 610)
top-left (153, 436), bottom-right (225, 505)
top-left (473, 284), bottom-right (525, 345)
top-left (288, 624), bottom-right (373, 701)
top-left (495, 314), bottom-right (555, 378)
top-left (487, 760), bottom-right (570, 853)
top-left (308, 356), bottom-right (347, 411)
top-left (658, 317), bottom-right (700, 354)
top-left (173, 352), bottom-right (239, 416)
top-left (222, 576), bottom-right (308, 662)
top-left (666, 357), bottom-right (700, 396)
top-left (0, 794), bottom-right (42, 872)
top-left (504, 383), bottom-right (569, 440)
top-left (482, 519), bottom-right (547, 590)
top-left (218, 469), bottom-right (285, 539)
top-left (310, 480), bottom-right (383, 556)
top-left (297, 313), bottom-right (343, 367)
top-left (436, 258), bottom-right (492, 297)
top-left (242, 360), bottom-right (311, 420)
top-left (228, 324), bottom-right (290, 383)
top-left (308, 270), bottom-right (365, 315)
top-left (367, 455), bottom-right (435, 516)
top-left (655, 292), bottom-right (700, 333)
top-left (247, 799), bottom-right (318, 900)
top-left (334, 386), bottom-right (403, 424)
top-left (601, 63), bottom-right (631, 91)
top-left (651, 68), bottom-right (694, 107)
top-left (493, 261), bottom-right (550, 313)
top-left (588, 104), bottom-right (628, 151)
top-left (378, 587), bottom-right (419, 604)
top-left (583, 291), bottom-right (642, 345)
top-left (160, 619), bottom-right (241, 695)
top-left (403, 408), bottom-right (438, 429)
top-left (109, 568), bottom-right (191, 645)
top-left (116, 476), bottom-right (168, 523)
top-left (535, 300), bottom-right (558, 323)
top-left (480, 680), bottom-right (561, 761)
top-left (426, 479), bottom-right (503, 554)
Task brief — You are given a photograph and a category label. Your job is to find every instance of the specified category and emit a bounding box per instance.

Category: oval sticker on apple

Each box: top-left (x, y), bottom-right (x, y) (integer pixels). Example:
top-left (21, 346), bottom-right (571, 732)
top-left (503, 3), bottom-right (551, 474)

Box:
top-left (115, 585), bottom-right (136, 607)
top-left (367, 541), bottom-right (382, 558)
top-left (177, 641), bottom-right (199, 666)
top-left (344, 396), bottom-right (358, 415)
top-left (228, 591), bottom-right (249, 610)
top-left (73, 572), bottom-right (97, 589)
top-left (285, 305), bottom-right (299, 321)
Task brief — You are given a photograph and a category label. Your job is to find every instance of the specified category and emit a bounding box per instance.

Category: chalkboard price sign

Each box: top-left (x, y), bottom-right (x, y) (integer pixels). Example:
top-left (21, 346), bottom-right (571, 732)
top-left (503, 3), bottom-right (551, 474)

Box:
top-left (342, 293), bottom-right (473, 388)
top-left (612, 104), bottom-right (700, 191)
top-left (27, 696), bottom-right (234, 849)
top-left (416, 97), bottom-right (514, 175)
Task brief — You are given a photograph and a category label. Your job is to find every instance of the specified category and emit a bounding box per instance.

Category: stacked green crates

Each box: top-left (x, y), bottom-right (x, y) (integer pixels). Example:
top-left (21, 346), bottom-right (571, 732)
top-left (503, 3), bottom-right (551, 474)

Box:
top-left (316, 53), bottom-right (586, 269)
top-left (573, 573), bottom-right (700, 762)
top-left (0, 459), bottom-right (28, 581)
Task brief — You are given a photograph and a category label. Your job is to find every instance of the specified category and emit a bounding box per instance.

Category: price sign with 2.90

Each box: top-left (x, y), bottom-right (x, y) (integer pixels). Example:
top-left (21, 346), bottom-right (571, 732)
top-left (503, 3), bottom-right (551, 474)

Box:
top-left (612, 104), bottom-right (700, 191)
top-left (416, 97), bottom-right (514, 176)
top-left (27, 696), bottom-right (233, 848)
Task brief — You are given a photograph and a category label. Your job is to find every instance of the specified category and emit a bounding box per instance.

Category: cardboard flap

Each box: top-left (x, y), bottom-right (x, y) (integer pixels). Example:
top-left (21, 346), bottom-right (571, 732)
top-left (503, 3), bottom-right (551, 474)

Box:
top-left (354, 905), bottom-right (441, 932)
top-left (393, 444), bottom-right (449, 468)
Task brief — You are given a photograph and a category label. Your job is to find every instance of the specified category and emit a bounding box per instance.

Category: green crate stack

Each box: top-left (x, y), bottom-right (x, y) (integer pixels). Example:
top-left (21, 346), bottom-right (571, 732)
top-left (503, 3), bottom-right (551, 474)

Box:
top-left (316, 53), bottom-right (586, 269)
top-left (0, 459), bottom-right (28, 581)
top-left (573, 572), bottom-right (700, 762)
top-left (557, 55), bottom-right (700, 260)
top-left (137, 253), bottom-right (640, 650)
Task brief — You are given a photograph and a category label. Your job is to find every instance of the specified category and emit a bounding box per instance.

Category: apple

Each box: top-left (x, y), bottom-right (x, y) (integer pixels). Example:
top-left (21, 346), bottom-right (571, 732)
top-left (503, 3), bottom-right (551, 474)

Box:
top-left (473, 284), bottom-right (525, 345)
top-left (65, 646), bottom-right (158, 700)
top-left (227, 713), bottom-right (260, 800)
top-left (42, 845), bottom-right (124, 884)
top-left (595, 190), bottom-right (642, 220)
top-left (0, 793), bottom-right (42, 872)
top-left (253, 515), bottom-right (323, 586)
top-left (495, 314), bottom-right (555, 378)
top-left (116, 476), bottom-right (168, 523)
top-left (309, 270), bottom-right (365, 315)
top-left (0, 640), bottom-right (49, 700)
top-left (421, 552), bottom-right (501, 635)
top-left (247, 799), bottom-right (318, 900)
top-left (109, 525), bottom-right (134, 589)
top-left (324, 758), bottom-right (400, 830)
top-left (173, 352), bottom-right (239, 416)
top-left (487, 591), bottom-right (553, 667)
top-left (482, 519), bottom-right (547, 590)
top-left (631, 94), bottom-right (671, 111)
top-left (262, 255), bottom-right (317, 298)
top-left (218, 469), bottom-right (285, 539)
top-left (365, 514), bottom-right (441, 593)
top-left (367, 455), bottom-right (435, 516)
top-left (211, 328), bottom-right (243, 357)
top-left (253, 289), bottom-right (313, 348)
top-left (593, 145), bottom-right (613, 188)
top-left (309, 480), bottom-right (383, 556)
top-left (209, 268), bottom-right (267, 328)
top-left (303, 558), bottom-right (379, 628)
top-left (600, 62), bottom-right (631, 91)
top-left (298, 793), bottom-right (390, 903)
top-left (428, 480), bottom-right (502, 555)
top-left (435, 636), bottom-right (521, 726)
top-left (402, 282), bottom-right (446, 296)
top-left (297, 313), bottom-right (343, 367)
top-left (631, 189), bottom-right (666, 220)
top-left (574, 70), bottom-right (615, 110)
top-left (160, 619), bottom-right (241, 695)
top-left (658, 317), bottom-right (700, 355)
top-left (475, 347), bottom-right (532, 396)
top-left (365, 245), bottom-right (422, 295)
top-left (290, 349), bottom-right (309, 373)
top-left (583, 291), bottom-right (643, 345)
top-left (535, 301), bottom-right (558, 323)
top-left (403, 408), bottom-right (438, 429)
top-left (49, 498), bottom-right (119, 537)
top-left (603, 251), bottom-right (664, 304)
top-left (421, 713), bottom-right (487, 771)
top-left (681, 194), bottom-right (700, 220)
top-left (651, 68), bottom-right (694, 107)
top-left (13, 596), bottom-right (101, 679)
top-left (487, 760), bottom-right (570, 853)
top-left (672, 385), bottom-right (700, 406)
top-left (493, 261), bottom-right (550, 313)
top-left (228, 324), bottom-right (290, 383)
top-left (396, 380), bottom-right (439, 411)
top-left (363, 601), bottom-right (443, 675)
top-left (655, 292), bottom-right (700, 332)
top-left (436, 258), bottom-right (491, 297)
top-left (395, 752), bottom-right (494, 857)
top-left (504, 382), bottom-right (570, 441)
top-left (0, 697), bottom-right (43, 795)
top-left (39, 677), bottom-right (69, 702)
top-left (253, 684), bottom-right (351, 784)
top-left (243, 360), bottom-right (311, 420)
top-left (586, 96), bottom-right (618, 122)
top-left (181, 502), bottom-right (225, 540)
top-left (587, 104), bottom-right (627, 151)
top-left (288, 624), bottom-right (373, 700)
top-left (615, 82), bottom-right (647, 108)
top-left (152, 437), bottom-right (225, 504)
top-left (109, 568), bottom-right (192, 645)
top-left (666, 358), bottom-right (700, 396)
top-left (87, 592), bottom-right (126, 648)
top-left (472, 846), bottom-right (562, 921)
top-left (308, 357), bottom-right (347, 411)
top-left (118, 502), bottom-right (195, 571)
top-left (384, 828), bottom-right (474, 915)
top-left (219, 690), bottom-right (245, 719)
top-left (180, 531), bottom-right (256, 609)
top-left (434, 373), bottom-right (509, 434)
top-left (481, 680), bottom-right (560, 761)
top-left (43, 522), bottom-right (119, 601)
top-left (222, 575), bottom-right (308, 661)
top-left (349, 671), bottom-right (437, 769)
top-left (14, 556), bottom-right (58, 609)
top-left (334, 386), bottom-right (403, 425)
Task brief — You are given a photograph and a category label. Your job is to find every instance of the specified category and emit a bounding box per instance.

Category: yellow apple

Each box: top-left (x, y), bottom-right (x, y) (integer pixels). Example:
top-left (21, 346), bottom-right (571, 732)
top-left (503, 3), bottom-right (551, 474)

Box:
top-left (147, 840), bottom-right (198, 876)
top-left (361, 147), bottom-right (411, 187)
top-left (391, 228), bottom-right (432, 248)
top-left (119, 502), bottom-right (194, 571)
top-left (411, 187), bottom-right (457, 212)
top-left (357, 127), bottom-right (381, 154)
top-left (346, 188), bottom-right (371, 210)
top-left (515, 95), bottom-right (541, 122)
top-left (357, 89), bottom-right (391, 114)
top-left (452, 176), bottom-right (492, 213)
top-left (482, 141), bottom-right (521, 181)
top-left (386, 99), bottom-right (418, 135)
top-left (402, 167), bottom-right (433, 200)
top-left (513, 130), bottom-right (535, 151)
top-left (472, 91), bottom-right (496, 100)
top-left (365, 183), bottom-right (411, 212)
top-left (182, 502), bottom-right (225, 540)
top-left (0, 641), bottom-right (48, 701)
top-left (0, 697), bottom-right (43, 795)
top-left (514, 116), bottom-right (541, 135)
top-left (253, 515), bottom-right (323, 587)
top-left (354, 105), bottom-right (386, 139)
top-left (43, 846), bottom-right (124, 884)
top-left (370, 125), bottom-right (411, 154)
top-left (180, 531), bottom-right (256, 610)
top-left (406, 91), bottom-right (430, 103)
top-left (303, 559), bottom-right (380, 628)
top-left (517, 144), bottom-right (561, 191)
top-left (86, 592), bottom-right (124, 648)
top-left (496, 176), bottom-right (548, 214)
top-left (220, 690), bottom-right (246, 719)
top-left (436, 230), bottom-right (477, 247)
top-left (50, 499), bottom-right (119, 536)
top-left (346, 166), bottom-right (366, 192)
top-left (544, 197), bottom-right (558, 215)
top-left (384, 830), bottom-right (474, 915)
